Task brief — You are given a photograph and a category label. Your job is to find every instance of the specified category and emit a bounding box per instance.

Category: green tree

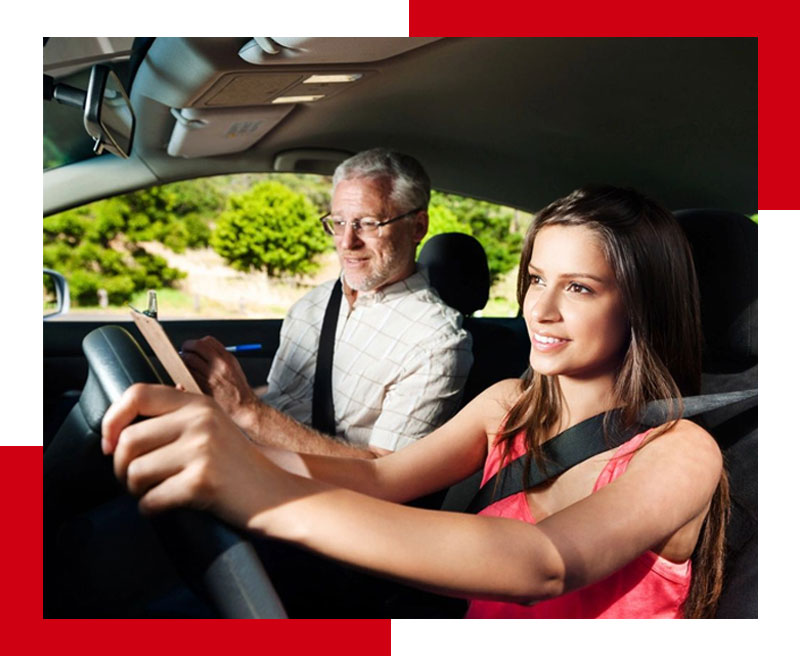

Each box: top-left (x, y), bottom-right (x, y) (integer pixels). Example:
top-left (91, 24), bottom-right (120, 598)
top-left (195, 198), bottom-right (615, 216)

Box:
top-left (210, 173), bottom-right (332, 214)
top-left (42, 179), bottom-right (228, 306)
top-left (44, 207), bottom-right (187, 308)
top-left (427, 191), bottom-right (526, 284)
top-left (211, 181), bottom-right (329, 278)
top-left (420, 203), bottom-right (472, 249)
top-left (44, 205), bottom-right (187, 306)
top-left (107, 179), bottom-right (223, 251)
top-left (273, 173), bottom-right (332, 213)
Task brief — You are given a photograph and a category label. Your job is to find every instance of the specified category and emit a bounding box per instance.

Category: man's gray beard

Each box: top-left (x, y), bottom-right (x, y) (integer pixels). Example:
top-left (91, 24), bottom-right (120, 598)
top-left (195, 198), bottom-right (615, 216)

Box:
top-left (341, 248), bottom-right (407, 292)
top-left (343, 269), bottom-right (388, 292)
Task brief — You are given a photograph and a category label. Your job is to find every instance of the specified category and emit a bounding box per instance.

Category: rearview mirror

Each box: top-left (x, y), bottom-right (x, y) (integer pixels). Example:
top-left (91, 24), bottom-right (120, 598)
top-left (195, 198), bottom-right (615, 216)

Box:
top-left (83, 65), bottom-right (135, 158)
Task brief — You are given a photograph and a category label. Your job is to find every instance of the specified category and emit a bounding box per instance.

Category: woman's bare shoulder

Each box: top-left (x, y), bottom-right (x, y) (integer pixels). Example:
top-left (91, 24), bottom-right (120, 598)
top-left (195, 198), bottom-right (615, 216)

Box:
top-left (645, 418), bottom-right (719, 451)
top-left (466, 378), bottom-right (525, 415)
top-left (481, 377), bottom-right (526, 402)
top-left (459, 378), bottom-right (526, 442)
top-left (635, 418), bottom-right (722, 486)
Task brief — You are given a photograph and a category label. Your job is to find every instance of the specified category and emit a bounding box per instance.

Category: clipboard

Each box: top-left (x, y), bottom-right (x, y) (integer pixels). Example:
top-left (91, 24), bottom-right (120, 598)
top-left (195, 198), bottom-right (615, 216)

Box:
top-left (130, 306), bottom-right (204, 394)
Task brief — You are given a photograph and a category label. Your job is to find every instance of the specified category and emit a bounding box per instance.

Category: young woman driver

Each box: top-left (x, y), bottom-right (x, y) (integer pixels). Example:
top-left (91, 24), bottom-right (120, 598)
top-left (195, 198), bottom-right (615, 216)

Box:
top-left (101, 186), bottom-right (728, 618)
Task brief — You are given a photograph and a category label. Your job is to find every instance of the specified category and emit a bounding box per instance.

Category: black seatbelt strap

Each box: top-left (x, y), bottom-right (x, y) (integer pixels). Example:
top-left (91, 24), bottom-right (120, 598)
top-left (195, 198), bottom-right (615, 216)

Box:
top-left (311, 279), bottom-right (343, 435)
top-left (640, 388), bottom-right (758, 427)
top-left (446, 389), bottom-right (758, 514)
top-left (461, 410), bottom-right (637, 514)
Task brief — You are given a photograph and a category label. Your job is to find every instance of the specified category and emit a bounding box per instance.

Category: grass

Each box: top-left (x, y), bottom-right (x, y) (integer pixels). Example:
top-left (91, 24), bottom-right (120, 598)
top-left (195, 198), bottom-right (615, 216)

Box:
top-left (64, 286), bottom-right (299, 319)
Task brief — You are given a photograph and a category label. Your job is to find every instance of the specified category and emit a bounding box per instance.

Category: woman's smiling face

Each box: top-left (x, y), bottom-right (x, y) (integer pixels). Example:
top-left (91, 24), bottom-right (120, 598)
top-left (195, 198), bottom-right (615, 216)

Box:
top-left (523, 224), bottom-right (630, 382)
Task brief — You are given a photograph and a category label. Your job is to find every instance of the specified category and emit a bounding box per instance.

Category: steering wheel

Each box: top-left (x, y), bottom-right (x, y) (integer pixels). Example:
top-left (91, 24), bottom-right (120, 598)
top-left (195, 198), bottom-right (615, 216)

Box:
top-left (43, 325), bottom-right (287, 618)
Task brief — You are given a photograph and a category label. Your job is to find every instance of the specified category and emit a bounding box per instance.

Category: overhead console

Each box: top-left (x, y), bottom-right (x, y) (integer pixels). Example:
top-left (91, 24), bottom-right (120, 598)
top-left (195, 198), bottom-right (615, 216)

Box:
top-left (134, 37), bottom-right (440, 159)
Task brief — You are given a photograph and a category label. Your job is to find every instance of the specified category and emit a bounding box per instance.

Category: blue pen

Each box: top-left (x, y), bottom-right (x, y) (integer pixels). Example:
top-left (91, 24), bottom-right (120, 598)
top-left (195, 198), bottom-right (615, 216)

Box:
top-left (225, 343), bottom-right (263, 353)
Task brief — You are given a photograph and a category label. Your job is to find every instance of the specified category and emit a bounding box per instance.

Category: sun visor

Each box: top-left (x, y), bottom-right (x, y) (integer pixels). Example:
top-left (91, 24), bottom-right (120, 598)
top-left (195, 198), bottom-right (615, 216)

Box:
top-left (167, 105), bottom-right (294, 158)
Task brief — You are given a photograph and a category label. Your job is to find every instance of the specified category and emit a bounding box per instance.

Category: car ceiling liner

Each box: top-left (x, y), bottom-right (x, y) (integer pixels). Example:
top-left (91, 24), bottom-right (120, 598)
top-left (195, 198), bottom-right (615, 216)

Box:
top-left (166, 37), bottom-right (439, 159)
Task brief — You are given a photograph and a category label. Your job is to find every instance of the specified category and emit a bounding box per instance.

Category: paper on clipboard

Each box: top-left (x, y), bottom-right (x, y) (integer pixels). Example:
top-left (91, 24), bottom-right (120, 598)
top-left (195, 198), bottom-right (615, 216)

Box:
top-left (130, 308), bottom-right (204, 394)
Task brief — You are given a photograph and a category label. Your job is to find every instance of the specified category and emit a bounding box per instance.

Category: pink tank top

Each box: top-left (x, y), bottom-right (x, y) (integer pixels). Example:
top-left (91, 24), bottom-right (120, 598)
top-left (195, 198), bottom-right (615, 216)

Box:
top-left (465, 429), bottom-right (691, 619)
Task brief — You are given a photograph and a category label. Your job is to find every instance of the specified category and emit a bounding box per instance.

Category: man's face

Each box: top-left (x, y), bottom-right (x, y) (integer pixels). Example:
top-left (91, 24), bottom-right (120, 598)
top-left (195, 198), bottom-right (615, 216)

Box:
top-left (330, 177), bottom-right (427, 292)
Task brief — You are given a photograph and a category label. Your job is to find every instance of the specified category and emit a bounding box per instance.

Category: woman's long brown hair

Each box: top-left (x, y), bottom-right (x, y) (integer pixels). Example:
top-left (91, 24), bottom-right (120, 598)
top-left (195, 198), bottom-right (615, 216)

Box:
top-left (497, 186), bottom-right (728, 618)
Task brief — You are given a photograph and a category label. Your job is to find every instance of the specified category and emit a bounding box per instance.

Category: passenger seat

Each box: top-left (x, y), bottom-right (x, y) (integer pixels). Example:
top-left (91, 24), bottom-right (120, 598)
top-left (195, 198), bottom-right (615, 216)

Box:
top-left (418, 232), bottom-right (530, 406)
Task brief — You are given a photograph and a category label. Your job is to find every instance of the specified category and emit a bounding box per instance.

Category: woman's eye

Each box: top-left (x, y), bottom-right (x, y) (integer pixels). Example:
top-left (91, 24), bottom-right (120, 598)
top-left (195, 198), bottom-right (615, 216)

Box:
top-left (529, 274), bottom-right (543, 285)
top-left (567, 282), bottom-right (592, 294)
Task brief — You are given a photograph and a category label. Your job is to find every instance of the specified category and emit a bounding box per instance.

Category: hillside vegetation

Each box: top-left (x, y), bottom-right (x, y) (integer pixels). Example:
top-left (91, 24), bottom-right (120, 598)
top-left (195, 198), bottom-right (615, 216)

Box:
top-left (44, 173), bottom-right (530, 317)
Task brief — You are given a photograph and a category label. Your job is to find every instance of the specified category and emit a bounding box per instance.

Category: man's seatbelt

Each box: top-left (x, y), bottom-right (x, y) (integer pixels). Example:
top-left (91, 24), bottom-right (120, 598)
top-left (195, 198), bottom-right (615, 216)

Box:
top-left (443, 389), bottom-right (758, 514)
top-left (311, 279), bottom-right (343, 435)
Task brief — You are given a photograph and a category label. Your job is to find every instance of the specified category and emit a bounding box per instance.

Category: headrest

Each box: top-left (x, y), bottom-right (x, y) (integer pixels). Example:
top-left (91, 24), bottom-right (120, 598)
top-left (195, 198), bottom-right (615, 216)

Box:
top-left (674, 209), bottom-right (757, 373)
top-left (418, 233), bottom-right (490, 316)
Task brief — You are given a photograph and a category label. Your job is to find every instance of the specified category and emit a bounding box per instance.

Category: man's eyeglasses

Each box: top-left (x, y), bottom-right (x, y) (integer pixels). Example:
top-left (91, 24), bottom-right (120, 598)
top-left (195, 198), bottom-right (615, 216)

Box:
top-left (319, 207), bottom-right (424, 237)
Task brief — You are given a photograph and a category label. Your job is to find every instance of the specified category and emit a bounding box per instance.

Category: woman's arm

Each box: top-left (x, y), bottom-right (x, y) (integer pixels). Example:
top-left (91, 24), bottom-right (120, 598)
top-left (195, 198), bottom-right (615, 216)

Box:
top-left (102, 385), bottom-right (720, 604)
top-left (533, 420), bottom-right (723, 590)
top-left (234, 379), bottom-right (517, 503)
top-left (101, 379), bottom-right (515, 507)
top-left (101, 383), bottom-right (561, 602)
top-left (257, 482), bottom-right (568, 602)
top-left (252, 421), bottom-right (721, 602)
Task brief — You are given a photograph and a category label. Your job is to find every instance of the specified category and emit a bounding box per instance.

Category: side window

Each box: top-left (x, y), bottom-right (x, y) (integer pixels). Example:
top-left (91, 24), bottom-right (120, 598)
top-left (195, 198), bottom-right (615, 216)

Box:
top-left (424, 190), bottom-right (532, 317)
top-left (43, 173), bottom-right (333, 319)
top-left (43, 176), bottom-right (529, 319)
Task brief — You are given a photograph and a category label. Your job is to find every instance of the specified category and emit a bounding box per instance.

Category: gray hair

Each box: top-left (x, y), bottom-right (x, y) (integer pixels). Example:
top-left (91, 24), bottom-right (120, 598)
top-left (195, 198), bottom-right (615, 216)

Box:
top-left (332, 148), bottom-right (431, 212)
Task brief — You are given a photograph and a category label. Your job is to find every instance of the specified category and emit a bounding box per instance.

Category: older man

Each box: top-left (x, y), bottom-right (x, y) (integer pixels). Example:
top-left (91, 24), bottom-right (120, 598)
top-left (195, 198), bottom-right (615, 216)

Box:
top-left (182, 148), bottom-right (473, 458)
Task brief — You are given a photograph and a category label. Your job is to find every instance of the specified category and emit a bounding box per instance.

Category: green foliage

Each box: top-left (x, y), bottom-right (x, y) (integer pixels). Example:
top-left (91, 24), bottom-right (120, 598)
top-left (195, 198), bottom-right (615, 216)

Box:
top-left (42, 173), bottom-right (528, 311)
top-left (207, 173), bottom-right (332, 215)
top-left (43, 207), bottom-right (187, 306)
top-left (211, 181), bottom-right (329, 278)
top-left (44, 136), bottom-right (66, 171)
top-left (421, 204), bottom-right (473, 248)
top-left (43, 273), bottom-right (55, 299)
top-left (43, 208), bottom-right (91, 246)
top-left (426, 191), bottom-right (526, 284)
top-left (106, 179), bottom-right (222, 251)
top-left (272, 173), bottom-right (332, 213)
top-left (42, 179), bottom-right (227, 306)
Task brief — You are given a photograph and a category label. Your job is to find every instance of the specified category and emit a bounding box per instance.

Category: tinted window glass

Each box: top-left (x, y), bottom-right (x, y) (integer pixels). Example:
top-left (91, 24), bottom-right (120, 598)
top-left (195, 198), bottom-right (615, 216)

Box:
top-left (43, 174), bottom-right (528, 319)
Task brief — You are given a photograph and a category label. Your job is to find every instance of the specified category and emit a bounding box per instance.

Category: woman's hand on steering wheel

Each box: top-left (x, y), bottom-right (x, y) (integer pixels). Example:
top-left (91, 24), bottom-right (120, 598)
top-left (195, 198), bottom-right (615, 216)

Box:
top-left (101, 383), bottom-right (288, 531)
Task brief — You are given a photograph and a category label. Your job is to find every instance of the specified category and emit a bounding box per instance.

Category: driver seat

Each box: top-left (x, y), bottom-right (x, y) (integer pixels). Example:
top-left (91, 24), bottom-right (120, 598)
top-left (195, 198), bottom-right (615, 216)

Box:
top-left (674, 208), bottom-right (757, 618)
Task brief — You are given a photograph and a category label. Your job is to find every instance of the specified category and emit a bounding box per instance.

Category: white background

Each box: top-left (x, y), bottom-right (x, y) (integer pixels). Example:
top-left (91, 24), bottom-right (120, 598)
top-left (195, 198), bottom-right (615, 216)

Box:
top-left (17, 15), bottom-right (780, 648)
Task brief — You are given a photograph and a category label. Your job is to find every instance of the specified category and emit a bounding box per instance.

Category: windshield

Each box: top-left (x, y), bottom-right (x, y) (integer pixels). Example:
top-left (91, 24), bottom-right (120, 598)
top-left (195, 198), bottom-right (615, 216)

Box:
top-left (43, 37), bottom-right (136, 171)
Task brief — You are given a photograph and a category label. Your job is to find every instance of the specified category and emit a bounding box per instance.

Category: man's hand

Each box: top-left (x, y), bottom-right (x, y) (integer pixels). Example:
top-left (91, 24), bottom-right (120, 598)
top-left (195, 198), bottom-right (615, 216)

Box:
top-left (181, 337), bottom-right (389, 459)
top-left (181, 336), bottom-right (260, 425)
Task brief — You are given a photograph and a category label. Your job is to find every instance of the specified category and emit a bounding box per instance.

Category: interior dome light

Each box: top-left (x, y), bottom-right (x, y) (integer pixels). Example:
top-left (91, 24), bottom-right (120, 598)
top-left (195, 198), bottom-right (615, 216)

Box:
top-left (272, 95), bottom-right (324, 104)
top-left (303, 74), bottom-right (362, 84)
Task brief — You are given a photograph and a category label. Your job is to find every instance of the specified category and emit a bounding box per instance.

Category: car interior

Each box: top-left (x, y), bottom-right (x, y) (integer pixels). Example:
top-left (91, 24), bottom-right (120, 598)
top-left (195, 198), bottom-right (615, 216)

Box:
top-left (43, 37), bottom-right (757, 618)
